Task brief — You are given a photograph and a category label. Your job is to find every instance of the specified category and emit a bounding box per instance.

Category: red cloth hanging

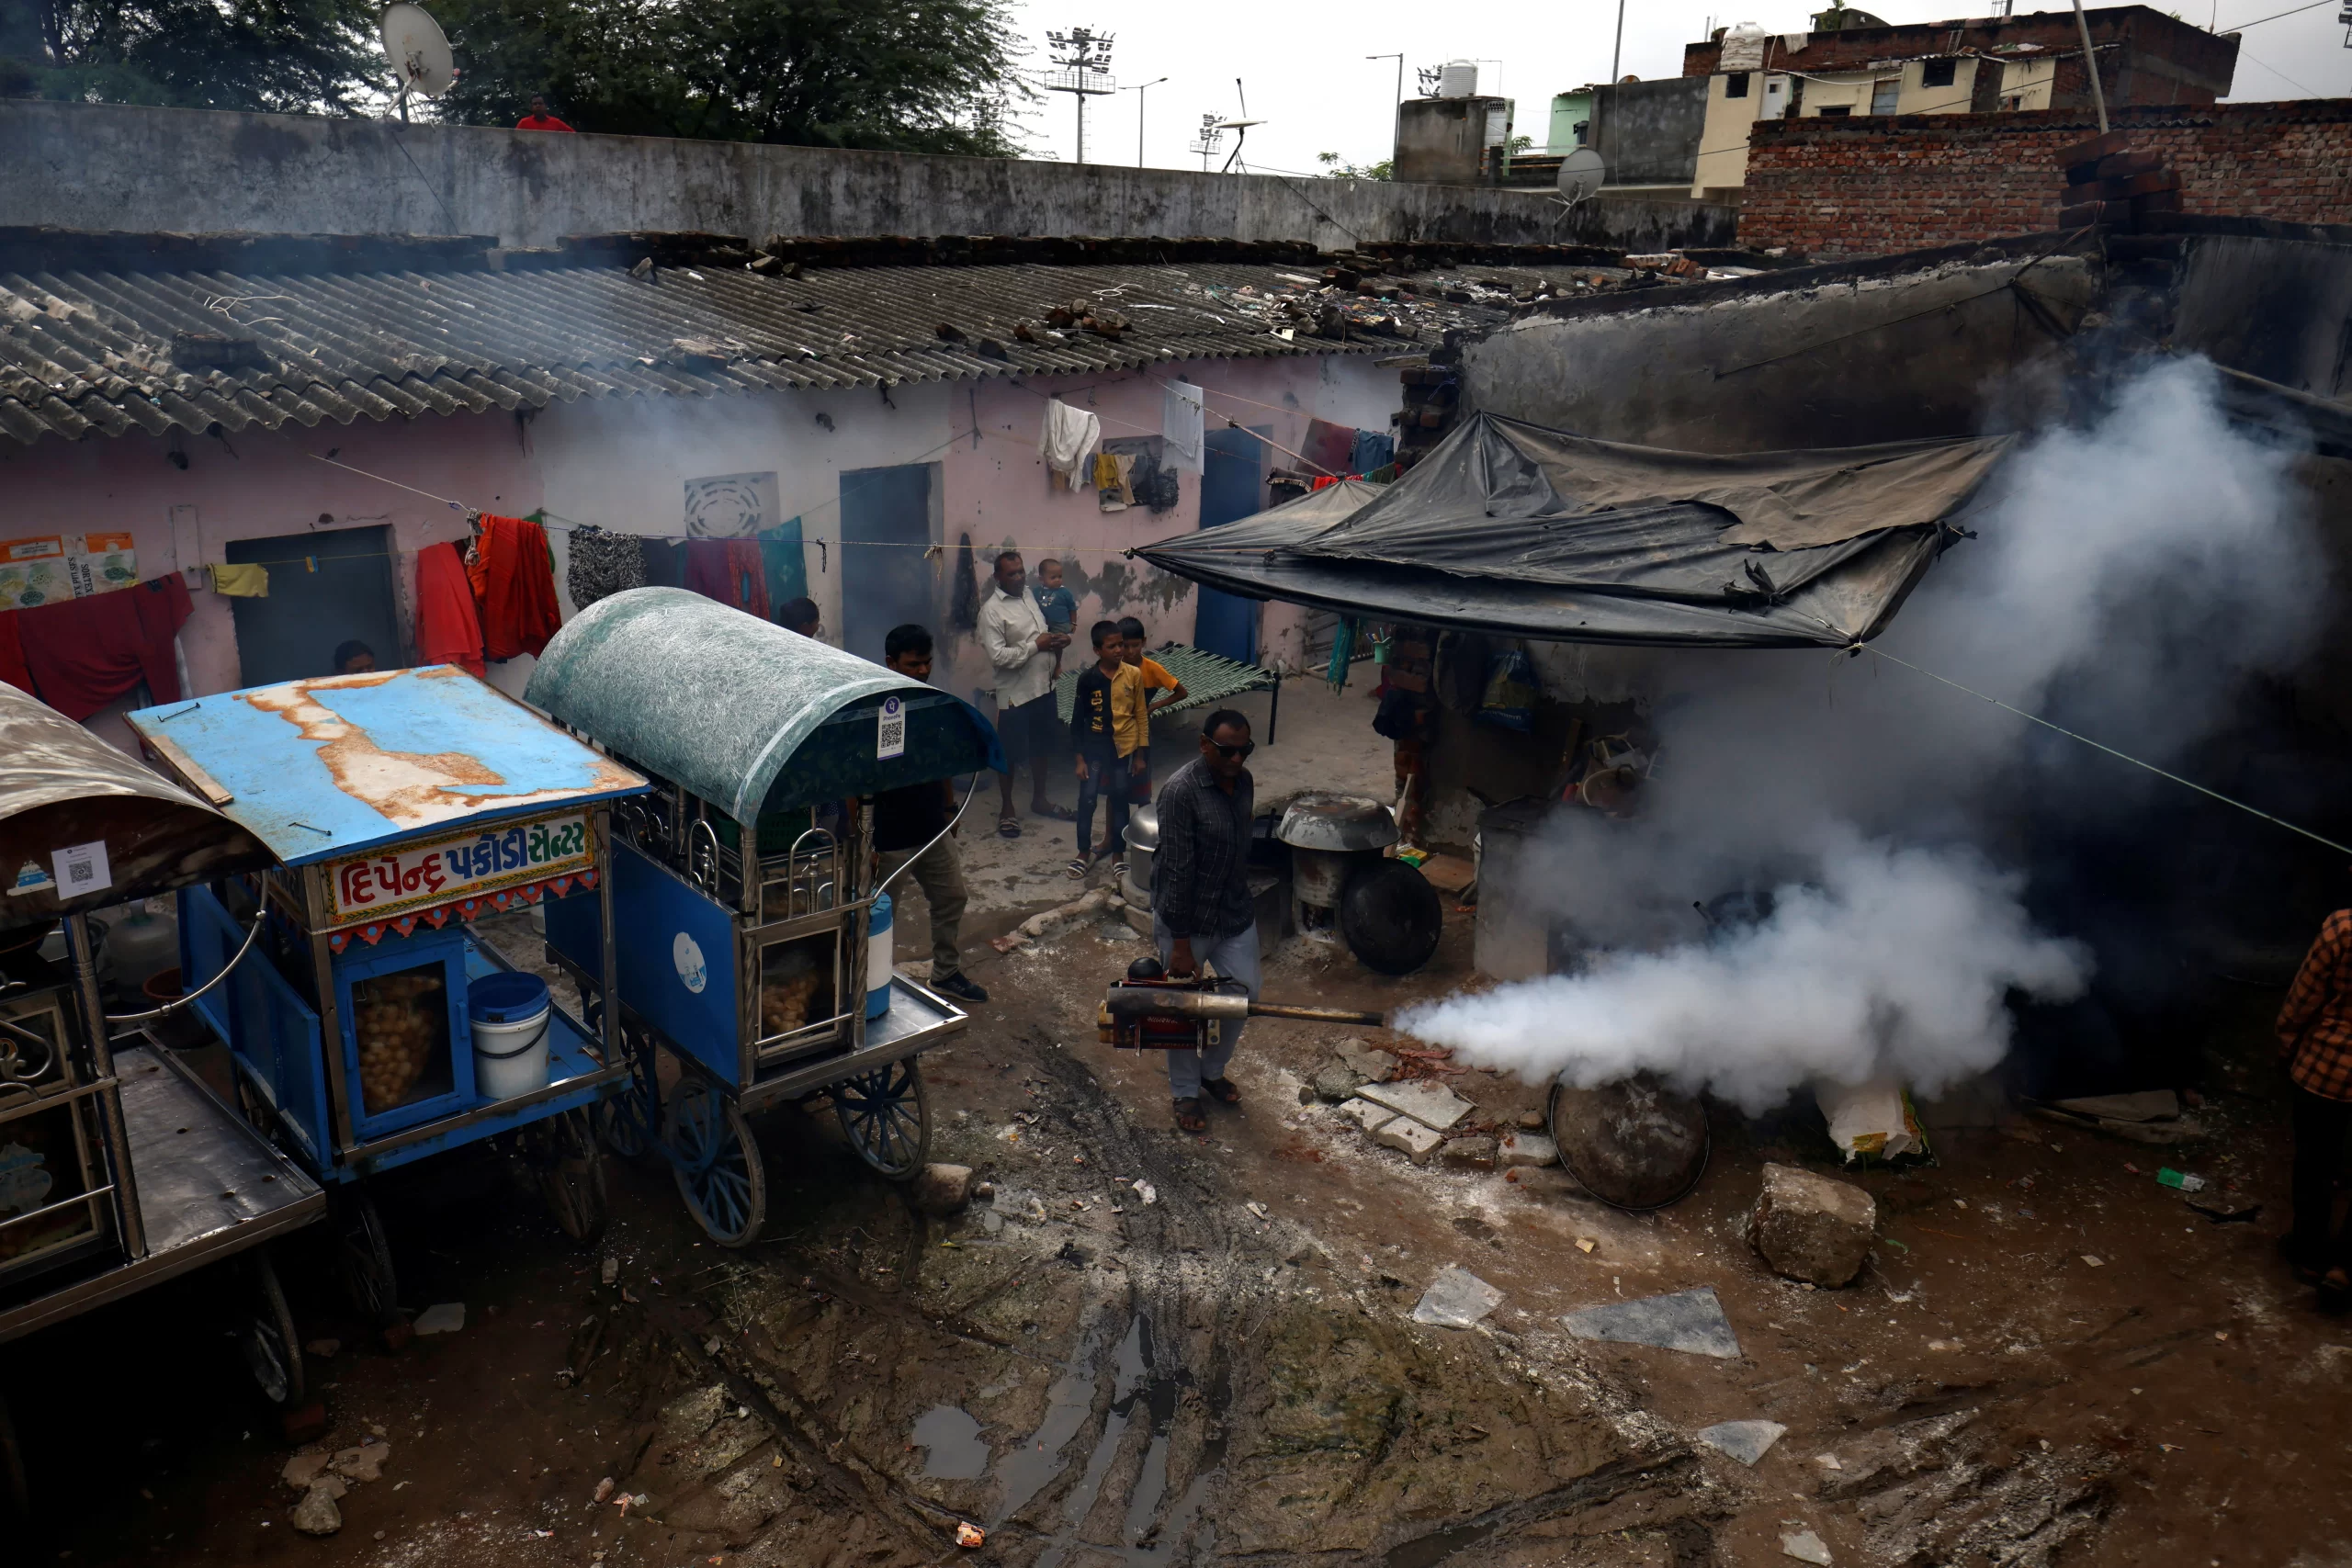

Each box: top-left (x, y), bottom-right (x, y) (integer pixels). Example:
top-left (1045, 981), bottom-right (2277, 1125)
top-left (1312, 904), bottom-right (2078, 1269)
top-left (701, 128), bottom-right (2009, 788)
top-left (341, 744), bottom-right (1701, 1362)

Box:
top-left (683, 538), bottom-right (771, 620)
top-left (416, 540), bottom-right (486, 676)
top-left (15, 575), bottom-right (191, 720)
top-left (0, 610), bottom-right (30, 696)
top-left (473, 514), bottom-right (562, 661)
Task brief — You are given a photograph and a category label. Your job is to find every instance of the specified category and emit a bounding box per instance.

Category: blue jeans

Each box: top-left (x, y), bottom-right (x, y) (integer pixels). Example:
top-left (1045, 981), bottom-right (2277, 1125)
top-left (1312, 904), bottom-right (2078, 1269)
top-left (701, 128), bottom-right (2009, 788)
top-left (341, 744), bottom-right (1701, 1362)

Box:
top-left (1152, 919), bottom-right (1261, 1100)
top-left (1076, 749), bottom-right (1130, 862)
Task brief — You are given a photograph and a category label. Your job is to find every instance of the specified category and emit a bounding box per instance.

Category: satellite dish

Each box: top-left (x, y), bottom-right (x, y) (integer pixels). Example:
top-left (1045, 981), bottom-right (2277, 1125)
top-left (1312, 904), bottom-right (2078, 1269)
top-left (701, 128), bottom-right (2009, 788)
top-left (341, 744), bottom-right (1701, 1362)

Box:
top-left (1557, 146), bottom-right (1607, 202)
top-left (380, 4), bottom-right (454, 98)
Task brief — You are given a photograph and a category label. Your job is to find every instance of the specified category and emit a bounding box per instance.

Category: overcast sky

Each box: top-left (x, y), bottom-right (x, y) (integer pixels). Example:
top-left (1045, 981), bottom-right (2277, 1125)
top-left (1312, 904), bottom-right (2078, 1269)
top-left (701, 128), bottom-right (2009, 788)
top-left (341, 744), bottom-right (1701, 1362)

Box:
top-left (999, 0), bottom-right (2348, 173)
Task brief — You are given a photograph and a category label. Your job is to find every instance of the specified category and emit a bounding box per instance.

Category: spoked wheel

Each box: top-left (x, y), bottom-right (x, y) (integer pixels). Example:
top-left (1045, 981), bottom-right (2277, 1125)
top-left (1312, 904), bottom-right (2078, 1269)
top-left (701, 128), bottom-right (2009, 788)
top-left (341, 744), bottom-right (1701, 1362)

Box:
top-left (527, 1107), bottom-right (608, 1247)
top-left (833, 1057), bottom-right (930, 1181)
top-left (596, 1024), bottom-right (662, 1166)
top-left (662, 1080), bottom-right (765, 1247)
top-left (334, 1185), bottom-right (400, 1328)
top-left (240, 1247), bottom-right (306, 1408)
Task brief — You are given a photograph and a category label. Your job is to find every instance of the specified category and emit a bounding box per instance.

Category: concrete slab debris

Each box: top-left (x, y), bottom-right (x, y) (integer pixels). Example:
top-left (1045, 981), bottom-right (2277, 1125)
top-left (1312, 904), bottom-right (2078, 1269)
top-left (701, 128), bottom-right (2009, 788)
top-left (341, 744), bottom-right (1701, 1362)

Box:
top-left (1356, 1077), bottom-right (1474, 1132)
top-left (1748, 1162), bottom-right (1877, 1288)
top-left (1562, 1287), bottom-right (1742, 1359)
top-left (1375, 1117), bottom-right (1444, 1164)
top-left (1497, 1130), bottom-right (1558, 1168)
top-left (1694, 1419), bottom-right (1786, 1465)
top-left (1340, 1097), bottom-right (1397, 1134)
top-left (1442, 1134), bottom-right (1498, 1171)
top-left (413, 1303), bottom-right (466, 1335)
top-left (1333, 1038), bottom-right (1398, 1083)
top-left (1411, 1264), bottom-right (1505, 1327)
top-left (2052, 1089), bottom-right (2179, 1122)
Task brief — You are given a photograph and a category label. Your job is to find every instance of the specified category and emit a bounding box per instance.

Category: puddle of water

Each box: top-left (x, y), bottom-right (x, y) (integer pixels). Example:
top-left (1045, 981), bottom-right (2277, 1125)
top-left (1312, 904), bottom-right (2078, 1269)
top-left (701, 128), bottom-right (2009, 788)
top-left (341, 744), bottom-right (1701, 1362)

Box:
top-left (994, 1319), bottom-right (1110, 1521)
top-left (910, 1404), bottom-right (989, 1481)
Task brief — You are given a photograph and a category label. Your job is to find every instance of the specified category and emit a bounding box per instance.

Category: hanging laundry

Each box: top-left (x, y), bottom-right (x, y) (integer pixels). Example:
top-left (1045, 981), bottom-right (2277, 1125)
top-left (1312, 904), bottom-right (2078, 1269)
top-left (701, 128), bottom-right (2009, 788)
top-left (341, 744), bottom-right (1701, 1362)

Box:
top-left (564, 525), bottom-right (644, 611)
top-left (1038, 397), bottom-right (1102, 490)
top-left (1349, 429), bottom-right (1396, 474)
top-left (759, 517), bottom-right (808, 614)
top-left (0, 612), bottom-right (28, 695)
top-left (683, 538), bottom-right (770, 619)
top-left (639, 536), bottom-right (685, 588)
top-left (416, 540), bottom-right (485, 676)
top-left (951, 533), bottom-right (979, 631)
top-left (14, 573), bottom-right (190, 720)
top-left (1303, 418), bottom-right (1357, 479)
top-left (1098, 453), bottom-right (1136, 513)
top-left (1163, 380), bottom-right (1204, 469)
top-left (208, 562), bottom-right (269, 597)
top-left (472, 513), bottom-right (563, 661)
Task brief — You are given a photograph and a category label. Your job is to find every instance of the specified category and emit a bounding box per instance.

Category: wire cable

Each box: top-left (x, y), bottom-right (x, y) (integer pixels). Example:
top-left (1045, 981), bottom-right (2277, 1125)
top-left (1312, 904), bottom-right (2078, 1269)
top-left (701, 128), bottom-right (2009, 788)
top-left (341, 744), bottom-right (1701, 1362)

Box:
top-left (1856, 643), bottom-right (2352, 857)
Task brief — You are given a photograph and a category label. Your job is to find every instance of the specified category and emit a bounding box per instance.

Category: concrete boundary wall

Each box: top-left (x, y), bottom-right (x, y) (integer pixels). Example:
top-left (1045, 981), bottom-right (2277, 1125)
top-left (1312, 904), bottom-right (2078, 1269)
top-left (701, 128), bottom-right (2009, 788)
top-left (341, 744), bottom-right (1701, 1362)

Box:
top-left (0, 99), bottom-right (1573, 251)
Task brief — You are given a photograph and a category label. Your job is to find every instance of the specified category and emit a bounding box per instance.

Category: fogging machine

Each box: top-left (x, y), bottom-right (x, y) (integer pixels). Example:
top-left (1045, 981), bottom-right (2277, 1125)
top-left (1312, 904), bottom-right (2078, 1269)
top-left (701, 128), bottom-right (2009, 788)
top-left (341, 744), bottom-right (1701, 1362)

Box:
top-left (1097, 957), bottom-right (1387, 1051)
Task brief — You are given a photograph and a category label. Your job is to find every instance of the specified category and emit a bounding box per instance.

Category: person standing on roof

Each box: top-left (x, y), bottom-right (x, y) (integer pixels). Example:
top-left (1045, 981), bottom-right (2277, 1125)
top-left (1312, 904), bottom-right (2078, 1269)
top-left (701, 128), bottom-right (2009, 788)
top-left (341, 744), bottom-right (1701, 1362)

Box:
top-left (977, 550), bottom-right (1070, 838)
top-left (516, 95), bottom-right (575, 131)
top-left (1151, 708), bottom-right (1260, 1134)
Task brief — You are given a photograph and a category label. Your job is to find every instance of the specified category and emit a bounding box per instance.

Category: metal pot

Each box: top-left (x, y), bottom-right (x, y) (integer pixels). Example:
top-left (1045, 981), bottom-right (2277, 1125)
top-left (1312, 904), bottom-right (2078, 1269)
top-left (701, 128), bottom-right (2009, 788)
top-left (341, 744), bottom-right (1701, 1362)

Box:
top-left (1124, 804), bottom-right (1159, 895)
top-left (1547, 1075), bottom-right (1711, 1211)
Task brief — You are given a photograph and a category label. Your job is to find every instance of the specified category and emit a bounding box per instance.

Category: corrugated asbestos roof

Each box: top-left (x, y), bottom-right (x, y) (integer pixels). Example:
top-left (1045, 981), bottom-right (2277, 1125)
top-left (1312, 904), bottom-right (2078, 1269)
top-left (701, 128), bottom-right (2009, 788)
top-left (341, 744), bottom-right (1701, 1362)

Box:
top-left (0, 255), bottom-right (1523, 446)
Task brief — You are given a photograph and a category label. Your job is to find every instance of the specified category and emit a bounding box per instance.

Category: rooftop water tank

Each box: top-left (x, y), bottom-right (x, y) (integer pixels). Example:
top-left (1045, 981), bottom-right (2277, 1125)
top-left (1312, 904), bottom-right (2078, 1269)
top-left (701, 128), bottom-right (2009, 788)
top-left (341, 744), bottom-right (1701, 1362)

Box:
top-left (1438, 60), bottom-right (1478, 98)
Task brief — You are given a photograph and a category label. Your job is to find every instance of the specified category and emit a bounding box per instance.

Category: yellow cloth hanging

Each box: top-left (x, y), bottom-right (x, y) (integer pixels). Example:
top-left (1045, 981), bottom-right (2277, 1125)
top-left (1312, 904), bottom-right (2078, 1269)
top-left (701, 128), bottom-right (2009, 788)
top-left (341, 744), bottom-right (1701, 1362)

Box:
top-left (209, 562), bottom-right (269, 597)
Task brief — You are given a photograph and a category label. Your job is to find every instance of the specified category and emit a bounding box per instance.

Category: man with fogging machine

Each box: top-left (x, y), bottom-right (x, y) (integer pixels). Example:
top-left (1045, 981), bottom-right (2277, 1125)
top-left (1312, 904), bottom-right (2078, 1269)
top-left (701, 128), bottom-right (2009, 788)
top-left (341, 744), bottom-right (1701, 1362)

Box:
top-left (1150, 709), bottom-right (1261, 1134)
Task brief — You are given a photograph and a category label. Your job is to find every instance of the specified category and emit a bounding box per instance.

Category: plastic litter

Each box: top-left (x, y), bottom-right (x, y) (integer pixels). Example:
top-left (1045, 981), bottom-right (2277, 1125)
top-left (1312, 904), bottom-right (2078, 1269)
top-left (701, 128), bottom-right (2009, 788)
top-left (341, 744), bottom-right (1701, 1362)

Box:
top-left (956, 1522), bottom-right (986, 1548)
top-left (2155, 1168), bottom-right (2207, 1192)
top-left (1781, 1529), bottom-right (1833, 1564)
top-left (1562, 1287), bottom-right (1741, 1359)
top-left (1411, 1265), bottom-right (1504, 1328)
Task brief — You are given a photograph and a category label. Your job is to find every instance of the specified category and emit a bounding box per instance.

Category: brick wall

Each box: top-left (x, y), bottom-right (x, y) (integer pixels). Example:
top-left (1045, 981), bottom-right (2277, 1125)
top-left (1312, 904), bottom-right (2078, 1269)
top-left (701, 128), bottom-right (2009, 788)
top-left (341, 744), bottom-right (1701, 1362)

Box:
top-left (1740, 99), bottom-right (2352, 258)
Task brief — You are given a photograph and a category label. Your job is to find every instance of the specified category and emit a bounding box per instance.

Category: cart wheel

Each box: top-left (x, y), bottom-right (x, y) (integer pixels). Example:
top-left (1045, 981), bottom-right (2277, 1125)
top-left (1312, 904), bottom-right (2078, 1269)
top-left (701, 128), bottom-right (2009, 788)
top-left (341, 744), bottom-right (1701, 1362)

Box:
top-left (240, 1247), bottom-right (306, 1408)
top-left (0, 1389), bottom-right (26, 1522)
top-left (536, 1108), bottom-right (609, 1247)
top-left (334, 1187), bottom-right (401, 1327)
top-left (596, 1028), bottom-right (662, 1166)
top-left (833, 1057), bottom-right (930, 1181)
top-left (663, 1081), bottom-right (765, 1247)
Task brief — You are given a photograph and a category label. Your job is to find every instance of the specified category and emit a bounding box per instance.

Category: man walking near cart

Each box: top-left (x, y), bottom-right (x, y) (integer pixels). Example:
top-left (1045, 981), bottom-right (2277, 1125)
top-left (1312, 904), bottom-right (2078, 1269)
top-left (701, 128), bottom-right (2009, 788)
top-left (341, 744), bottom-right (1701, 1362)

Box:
top-left (876, 624), bottom-right (988, 1004)
top-left (977, 550), bottom-right (1071, 838)
top-left (1152, 709), bottom-right (1261, 1134)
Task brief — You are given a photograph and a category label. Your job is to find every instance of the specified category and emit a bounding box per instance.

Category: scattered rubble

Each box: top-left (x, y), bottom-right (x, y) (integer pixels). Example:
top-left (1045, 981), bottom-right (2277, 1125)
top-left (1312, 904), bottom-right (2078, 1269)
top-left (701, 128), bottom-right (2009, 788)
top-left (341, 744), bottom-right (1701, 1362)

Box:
top-left (1748, 1162), bottom-right (1878, 1288)
top-left (2029, 1089), bottom-right (2206, 1145)
top-left (1781, 1528), bottom-right (1833, 1564)
top-left (1374, 1117), bottom-right (1443, 1163)
top-left (1355, 1078), bottom-right (1474, 1132)
top-left (413, 1302), bottom-right (466, 1335)
top-left (1497, 1129), bottom-right (1558, 1168)
top-left (910, 1162), bottom-right (977, 1214)
top-left (1563, 1288), bottom-right (1743, 1359)
top-left (289, 1484), bottom-right (344, 1536)
top-left (1441, 1134), bottom-right (1498, 1171)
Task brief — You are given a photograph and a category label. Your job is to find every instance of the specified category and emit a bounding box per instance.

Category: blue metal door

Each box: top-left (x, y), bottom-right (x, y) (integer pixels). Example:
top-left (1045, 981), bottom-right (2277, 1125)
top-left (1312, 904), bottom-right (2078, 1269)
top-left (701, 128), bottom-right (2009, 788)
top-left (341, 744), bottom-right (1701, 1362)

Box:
top-left (1193, 426), bottom-right (1269, 663)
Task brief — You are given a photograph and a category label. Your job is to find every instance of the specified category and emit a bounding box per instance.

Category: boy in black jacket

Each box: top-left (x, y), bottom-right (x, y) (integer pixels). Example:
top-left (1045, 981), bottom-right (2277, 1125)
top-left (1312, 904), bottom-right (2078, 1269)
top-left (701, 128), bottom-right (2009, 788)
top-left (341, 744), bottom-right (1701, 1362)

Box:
top-left (1069, 620), bottom-right (1130, 879)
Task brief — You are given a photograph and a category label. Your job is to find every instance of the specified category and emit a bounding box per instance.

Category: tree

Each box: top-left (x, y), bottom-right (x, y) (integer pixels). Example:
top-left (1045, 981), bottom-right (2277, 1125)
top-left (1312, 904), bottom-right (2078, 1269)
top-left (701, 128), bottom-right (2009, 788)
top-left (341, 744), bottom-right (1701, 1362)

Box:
top-left (0, 0), bottom-right (381, 113)
top-left (430, 0), bottom-right (1028, 155)
top-left (1316, 150), bottom-right (1393, 181)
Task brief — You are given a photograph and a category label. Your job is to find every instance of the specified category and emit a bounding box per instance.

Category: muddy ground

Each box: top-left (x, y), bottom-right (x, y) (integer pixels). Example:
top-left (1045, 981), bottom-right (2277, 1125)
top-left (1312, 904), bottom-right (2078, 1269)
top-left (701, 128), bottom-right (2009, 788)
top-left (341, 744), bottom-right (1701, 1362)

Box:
top-left (11, 684), bottom-right (2352, 1567)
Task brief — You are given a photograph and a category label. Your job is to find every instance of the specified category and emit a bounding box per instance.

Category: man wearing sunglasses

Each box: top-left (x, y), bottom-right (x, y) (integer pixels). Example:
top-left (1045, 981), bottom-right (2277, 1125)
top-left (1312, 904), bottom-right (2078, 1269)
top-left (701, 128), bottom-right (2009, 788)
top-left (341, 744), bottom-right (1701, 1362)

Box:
top-left (1151, 709), bottom-right (1261, 1134)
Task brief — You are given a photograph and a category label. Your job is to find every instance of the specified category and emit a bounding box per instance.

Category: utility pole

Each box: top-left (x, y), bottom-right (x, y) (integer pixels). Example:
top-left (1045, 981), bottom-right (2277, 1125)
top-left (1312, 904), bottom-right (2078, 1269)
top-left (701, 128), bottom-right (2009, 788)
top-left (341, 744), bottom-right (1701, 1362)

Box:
top-left (1121, 75), bottom-right (1168, 166)
top-left (1367, 52), bottom-right (1404, 164)
top-left (1611, 0), bottom-right (1628, 82)
top-left (2068, 0), bottom-right (2109, 131)
top-left (1046, 28), bottom-right (1116, 164)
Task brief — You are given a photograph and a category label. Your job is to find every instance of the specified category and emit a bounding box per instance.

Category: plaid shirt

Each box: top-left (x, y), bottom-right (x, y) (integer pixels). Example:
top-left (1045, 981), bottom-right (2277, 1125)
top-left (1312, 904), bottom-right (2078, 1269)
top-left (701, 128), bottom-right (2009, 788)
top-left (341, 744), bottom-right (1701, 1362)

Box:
top-left (1151, 756), bottom-right (1254, 939)
top-left (2278, 908), bottom-right (2352, 1100)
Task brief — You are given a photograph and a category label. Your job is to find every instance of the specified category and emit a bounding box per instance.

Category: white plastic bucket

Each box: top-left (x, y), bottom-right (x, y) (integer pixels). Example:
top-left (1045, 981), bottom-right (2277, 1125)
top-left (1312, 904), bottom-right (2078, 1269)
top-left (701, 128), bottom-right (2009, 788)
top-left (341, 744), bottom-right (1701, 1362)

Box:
top-left (469, 973), bottom-right (551, 1100)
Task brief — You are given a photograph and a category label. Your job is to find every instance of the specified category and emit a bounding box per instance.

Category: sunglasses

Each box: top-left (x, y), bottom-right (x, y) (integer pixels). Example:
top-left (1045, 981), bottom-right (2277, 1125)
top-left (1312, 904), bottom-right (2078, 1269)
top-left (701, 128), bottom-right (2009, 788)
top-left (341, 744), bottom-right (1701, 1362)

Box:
top-left (1209, 739), bottom-right (1255, 760)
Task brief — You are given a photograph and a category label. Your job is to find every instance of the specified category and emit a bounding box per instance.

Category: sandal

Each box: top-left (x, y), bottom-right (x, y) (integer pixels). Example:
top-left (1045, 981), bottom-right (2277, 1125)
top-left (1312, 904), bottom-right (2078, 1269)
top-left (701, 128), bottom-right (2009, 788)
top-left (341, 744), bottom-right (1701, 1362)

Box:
top-left (1032, 802), bottom-right (1077, 822)
top-left (1172, 1097), bottom-right (1207, 1134)
top-left (1067, 858), bottom-right (1090, 879)
top-left (998, 811), bottom-right (1022, 839)
top-left (1201, 1077), bottom-right (1241, 1106)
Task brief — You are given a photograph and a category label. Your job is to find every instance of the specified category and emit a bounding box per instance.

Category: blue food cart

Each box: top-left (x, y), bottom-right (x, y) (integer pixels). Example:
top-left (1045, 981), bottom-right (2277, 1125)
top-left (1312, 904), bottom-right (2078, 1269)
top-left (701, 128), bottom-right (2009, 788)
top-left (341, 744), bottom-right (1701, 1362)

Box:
top-left (524, 588), bottom-right (1001, 1247)
top-left (127, 666), bottom-right (651, 1322)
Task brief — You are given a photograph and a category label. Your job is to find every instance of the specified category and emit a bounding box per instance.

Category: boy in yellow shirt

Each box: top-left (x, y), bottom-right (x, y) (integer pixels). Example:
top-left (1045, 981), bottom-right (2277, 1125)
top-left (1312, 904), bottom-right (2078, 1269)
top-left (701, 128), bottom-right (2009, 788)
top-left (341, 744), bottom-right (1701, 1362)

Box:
top-left (1105, 617), bottom-right (1188, 848)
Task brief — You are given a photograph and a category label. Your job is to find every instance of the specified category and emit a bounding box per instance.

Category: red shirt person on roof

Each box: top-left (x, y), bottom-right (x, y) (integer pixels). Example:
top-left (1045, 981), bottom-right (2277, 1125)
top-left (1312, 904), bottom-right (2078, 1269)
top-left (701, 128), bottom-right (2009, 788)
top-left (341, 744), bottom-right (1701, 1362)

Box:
top-left (516, 95), bottom-right (574, 131)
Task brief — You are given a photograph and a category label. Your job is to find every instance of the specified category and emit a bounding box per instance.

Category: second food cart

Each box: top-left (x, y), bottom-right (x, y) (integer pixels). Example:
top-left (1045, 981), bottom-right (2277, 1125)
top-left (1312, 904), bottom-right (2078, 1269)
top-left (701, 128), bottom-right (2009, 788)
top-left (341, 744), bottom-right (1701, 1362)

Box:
top-left (524, 588), bottom-right (1002, 1247)
top-left (128, 666), bottom-right (652, 1320)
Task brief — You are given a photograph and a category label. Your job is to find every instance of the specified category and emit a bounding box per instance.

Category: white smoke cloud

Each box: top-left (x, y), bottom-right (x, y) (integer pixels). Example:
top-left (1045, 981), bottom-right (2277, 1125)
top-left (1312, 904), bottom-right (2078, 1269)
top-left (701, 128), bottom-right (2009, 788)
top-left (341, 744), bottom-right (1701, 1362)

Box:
top-left (1398, 357), bottom-right (2323, 1104)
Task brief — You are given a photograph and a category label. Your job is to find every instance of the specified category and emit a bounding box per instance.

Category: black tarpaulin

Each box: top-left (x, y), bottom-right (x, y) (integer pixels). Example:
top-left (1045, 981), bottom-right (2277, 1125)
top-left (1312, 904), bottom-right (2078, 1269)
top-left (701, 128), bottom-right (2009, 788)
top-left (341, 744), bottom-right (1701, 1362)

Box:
top-left (1136, 413), bottom-right (2015, 648)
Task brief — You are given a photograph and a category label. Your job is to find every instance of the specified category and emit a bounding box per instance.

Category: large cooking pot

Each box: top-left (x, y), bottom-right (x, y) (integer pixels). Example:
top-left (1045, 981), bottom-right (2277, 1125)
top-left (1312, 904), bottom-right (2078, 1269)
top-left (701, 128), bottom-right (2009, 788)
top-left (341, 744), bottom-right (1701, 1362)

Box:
top-left (1547, 1074), bottom-right (1711, 1210)
top-left (1123, 804), bottom-right (1159, 893)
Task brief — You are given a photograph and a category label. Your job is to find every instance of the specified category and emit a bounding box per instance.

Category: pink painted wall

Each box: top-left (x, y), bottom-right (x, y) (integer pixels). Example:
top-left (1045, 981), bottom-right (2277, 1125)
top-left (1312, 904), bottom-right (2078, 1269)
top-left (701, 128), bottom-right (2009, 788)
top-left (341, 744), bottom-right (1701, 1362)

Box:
top-left (0, 351), bottom-right (1400, 748)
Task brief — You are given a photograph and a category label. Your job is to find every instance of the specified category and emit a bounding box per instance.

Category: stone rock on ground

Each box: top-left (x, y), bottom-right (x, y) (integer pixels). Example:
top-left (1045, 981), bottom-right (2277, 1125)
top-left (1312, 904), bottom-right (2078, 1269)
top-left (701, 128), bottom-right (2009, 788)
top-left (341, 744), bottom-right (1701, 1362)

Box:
top-left (1497, 1130), bottom-right (1558, 1168)
top-left (1442, 1134), bottom-right (1497, 1171)
top-left (1374, 1117), bottom-right (1443, 1164)
top-left (1333, 1038), bottom-right (1397, 1084)
top-left (280, 1451), bottom-right (332, 1490)
top-left (332, 1440), bottom-right (390, 1483)
top-left (290, 1484), bottom-right (344, 1536)
top-left (1355, 1078), bottom-right (1474, 1132)
top-left (1311, 1062), bottom-right (1367, 1103)
top-left (1748, 1161), bottom-right (1877, 1288)
top-left (910, 1162), bottom-right (977, 1214)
